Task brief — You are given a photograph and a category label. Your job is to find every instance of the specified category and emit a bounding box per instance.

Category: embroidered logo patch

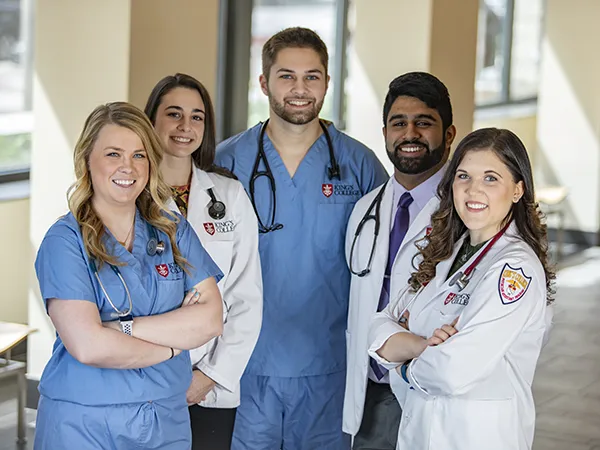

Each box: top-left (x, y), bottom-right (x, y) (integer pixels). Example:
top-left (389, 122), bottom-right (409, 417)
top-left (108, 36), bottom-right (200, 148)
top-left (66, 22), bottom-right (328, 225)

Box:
top-left (498, 263), bottom-right (531, 305)
top-left (322, 184), bottom-right (333, 198)
top-left (155, 264), bottom-right (169, 278)
top-left (203, 222), bottom-right (216, 235)
top-left (426, 226), bottom-right (433, 236)
top-left (444, 292), bottom-right (470, 306)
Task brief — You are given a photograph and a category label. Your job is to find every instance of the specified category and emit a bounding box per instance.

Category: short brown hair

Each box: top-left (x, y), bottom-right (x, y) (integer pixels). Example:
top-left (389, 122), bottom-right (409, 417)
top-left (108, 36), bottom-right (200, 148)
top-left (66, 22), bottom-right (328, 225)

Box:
top-left (262, 27), bottom-right (328, 80)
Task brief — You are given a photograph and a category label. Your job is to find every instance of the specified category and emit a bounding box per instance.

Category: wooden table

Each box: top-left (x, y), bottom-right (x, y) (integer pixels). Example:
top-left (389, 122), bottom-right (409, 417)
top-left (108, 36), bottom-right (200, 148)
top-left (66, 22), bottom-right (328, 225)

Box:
top-left (0, 322), bottom-right (37, 444)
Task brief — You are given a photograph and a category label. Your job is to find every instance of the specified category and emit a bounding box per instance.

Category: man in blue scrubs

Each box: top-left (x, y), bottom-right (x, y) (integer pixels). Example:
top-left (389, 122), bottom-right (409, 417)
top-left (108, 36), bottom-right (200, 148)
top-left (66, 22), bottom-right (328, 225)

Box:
top-left (216, 27), bottom-right (388, 449)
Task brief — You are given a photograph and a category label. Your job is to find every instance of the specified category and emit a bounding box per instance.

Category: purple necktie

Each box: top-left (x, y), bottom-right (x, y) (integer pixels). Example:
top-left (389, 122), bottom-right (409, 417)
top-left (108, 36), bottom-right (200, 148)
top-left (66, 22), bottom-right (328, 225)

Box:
top-left (370, 192), bottom-right (413, 380)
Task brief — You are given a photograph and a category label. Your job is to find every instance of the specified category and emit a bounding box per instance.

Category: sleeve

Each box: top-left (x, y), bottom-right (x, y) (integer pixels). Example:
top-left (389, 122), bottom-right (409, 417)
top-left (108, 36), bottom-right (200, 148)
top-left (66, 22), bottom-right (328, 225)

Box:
top-left (34, 229), bottom-right (97, 309)
top-left (176, 217), bottom-right (224, 291)
top-left (367, 285), bottom-right (416, 369)
top-left (195, 184), bottom-right (263, 392)
top-left (214, 139), bottom-right (237, 173)
top-left (359, 145), bottom-right (389, 195)
top-left (406, 259), bottom-right (546, 397)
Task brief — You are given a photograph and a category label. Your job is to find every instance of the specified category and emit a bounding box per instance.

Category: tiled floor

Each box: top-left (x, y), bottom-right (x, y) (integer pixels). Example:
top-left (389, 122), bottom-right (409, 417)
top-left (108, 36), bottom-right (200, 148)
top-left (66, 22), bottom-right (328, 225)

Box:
top-left (1, 249), bottom-right (600, 449)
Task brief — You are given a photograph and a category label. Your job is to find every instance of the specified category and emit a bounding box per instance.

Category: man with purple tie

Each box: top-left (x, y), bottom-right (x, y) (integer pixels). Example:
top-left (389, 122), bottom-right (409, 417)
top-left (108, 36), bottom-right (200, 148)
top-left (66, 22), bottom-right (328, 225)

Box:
top-left (343, 72), bottom-right (457, 449)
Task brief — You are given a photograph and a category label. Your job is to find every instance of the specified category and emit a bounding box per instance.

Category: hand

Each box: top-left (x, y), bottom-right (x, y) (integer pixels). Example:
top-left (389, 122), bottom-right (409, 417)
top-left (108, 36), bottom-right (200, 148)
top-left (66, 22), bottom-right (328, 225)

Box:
top-left (186, 369), bottom-right (217, 405)
top-left (399, 310), bottom-right (410, 330)
top-left (182, 288), bottom-right (201, 307)
top-left (426, 317), bottom-right (459, 346)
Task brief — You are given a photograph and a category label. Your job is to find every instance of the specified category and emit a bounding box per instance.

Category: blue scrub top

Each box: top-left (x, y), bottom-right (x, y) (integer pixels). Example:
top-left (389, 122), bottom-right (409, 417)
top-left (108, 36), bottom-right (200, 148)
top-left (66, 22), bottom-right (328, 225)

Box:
top-left (216, 122), bottom-right (388, 377)
top-left (35, 210), bottom-right (223, 406)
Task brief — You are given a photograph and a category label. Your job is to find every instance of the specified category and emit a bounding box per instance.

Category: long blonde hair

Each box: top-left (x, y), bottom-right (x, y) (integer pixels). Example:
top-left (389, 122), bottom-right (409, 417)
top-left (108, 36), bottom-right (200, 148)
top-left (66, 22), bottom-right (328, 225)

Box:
top-left (68, 101), bottom-right (189, 270)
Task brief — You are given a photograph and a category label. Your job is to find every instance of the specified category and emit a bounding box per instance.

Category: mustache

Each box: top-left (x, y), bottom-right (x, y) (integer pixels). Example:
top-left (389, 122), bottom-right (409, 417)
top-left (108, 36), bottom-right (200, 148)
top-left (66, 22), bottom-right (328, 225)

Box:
top-left (394, 140), bottom-right (430, 152)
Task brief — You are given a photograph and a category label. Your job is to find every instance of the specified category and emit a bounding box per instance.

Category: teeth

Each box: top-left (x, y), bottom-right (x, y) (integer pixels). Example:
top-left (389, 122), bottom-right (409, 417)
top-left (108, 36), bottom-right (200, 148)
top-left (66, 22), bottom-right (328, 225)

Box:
top-left (172, 136), bottom-right (192, 143)
top-left (467, 202), bottom-right (487, 210)
top-left (113, 180), bottom-right (135, 186)
top-left (400, 146), bottom-right (423, 153)
top-left (288, 100), bottom-right (309, 106)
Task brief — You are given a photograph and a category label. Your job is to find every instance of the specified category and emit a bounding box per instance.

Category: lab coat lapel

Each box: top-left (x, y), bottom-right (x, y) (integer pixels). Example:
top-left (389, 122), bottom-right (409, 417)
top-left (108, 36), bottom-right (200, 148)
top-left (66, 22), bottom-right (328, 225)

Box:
top-left (187, 167), bottom-right (213, 225)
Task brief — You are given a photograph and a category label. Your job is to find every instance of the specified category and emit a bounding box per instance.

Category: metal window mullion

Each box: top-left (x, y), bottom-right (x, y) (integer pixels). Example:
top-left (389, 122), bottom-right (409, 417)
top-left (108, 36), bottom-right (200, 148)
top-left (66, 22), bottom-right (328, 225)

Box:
top-left (500, 0), bottom-right (515, 102)
top-left (332, 0), bottom-right (349, 130)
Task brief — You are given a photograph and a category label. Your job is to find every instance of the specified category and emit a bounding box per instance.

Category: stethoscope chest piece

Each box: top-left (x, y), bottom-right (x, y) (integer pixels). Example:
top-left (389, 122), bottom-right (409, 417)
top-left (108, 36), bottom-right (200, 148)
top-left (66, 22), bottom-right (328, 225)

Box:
top-left (209, 200), bottom-right (226, 220)
top-left (448, 270), bottom-right (472, 292)
top-left (146, 236), bottom-right (165, 256)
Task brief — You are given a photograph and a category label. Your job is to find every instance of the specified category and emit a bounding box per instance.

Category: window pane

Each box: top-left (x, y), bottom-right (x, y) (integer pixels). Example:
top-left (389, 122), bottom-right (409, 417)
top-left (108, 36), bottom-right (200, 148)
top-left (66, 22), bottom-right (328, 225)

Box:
top-left (248, 0), bottom-right (337, 128)
top-left (475, 0), bottom-right (508, 105)
top-left (510, 0), bottom-right (543, 101)
top-left (0, 0), bottom-right (32, 173)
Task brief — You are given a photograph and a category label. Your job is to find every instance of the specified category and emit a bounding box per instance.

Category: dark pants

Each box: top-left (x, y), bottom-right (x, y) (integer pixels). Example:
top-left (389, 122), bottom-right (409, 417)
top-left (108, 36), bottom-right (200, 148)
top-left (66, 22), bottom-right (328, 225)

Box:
top-left (189, 404), bottom-right (237, 450)
top-left (353, 380), bottom-right (402, 450)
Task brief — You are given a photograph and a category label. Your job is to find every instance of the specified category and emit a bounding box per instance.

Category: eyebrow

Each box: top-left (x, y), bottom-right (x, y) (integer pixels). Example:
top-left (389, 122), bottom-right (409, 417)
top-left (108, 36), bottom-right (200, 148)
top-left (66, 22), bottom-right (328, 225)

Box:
top-left (387, 113), bottom-right (438, 124)
top-left (276, 68), bottom-right (324, 75)
top-left (104, 146), bottom-right (146, 153)
top-left (164, 105), bottom-right (205, 114)
top-left (456, 168), bottom-right (504, 179)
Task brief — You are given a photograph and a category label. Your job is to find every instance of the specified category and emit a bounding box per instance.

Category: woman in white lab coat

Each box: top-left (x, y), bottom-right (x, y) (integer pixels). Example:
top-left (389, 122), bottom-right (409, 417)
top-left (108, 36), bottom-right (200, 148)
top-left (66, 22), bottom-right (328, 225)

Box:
top-left (368, 128), bottom-right (555, 450)
top-left (144, 73), bottom-right (263, 450)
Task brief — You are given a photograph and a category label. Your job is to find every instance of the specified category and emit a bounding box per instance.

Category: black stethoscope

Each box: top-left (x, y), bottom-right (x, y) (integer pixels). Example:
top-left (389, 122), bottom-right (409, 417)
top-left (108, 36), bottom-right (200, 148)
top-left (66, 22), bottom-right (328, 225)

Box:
top-left (207, 188), bottom-right (226, 220)
top-left (249, 119), bottom-right (341, 234)
top-left (348, 182), bottom-right (388, 277)
top-left (89, 222), bottom-right (165, 320)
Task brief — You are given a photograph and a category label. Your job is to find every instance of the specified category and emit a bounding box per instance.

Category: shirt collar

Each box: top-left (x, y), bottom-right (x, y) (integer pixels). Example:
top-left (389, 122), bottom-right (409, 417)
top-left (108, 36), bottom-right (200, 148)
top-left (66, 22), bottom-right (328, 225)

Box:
top-left (391, 163), bottom-right (448, 210)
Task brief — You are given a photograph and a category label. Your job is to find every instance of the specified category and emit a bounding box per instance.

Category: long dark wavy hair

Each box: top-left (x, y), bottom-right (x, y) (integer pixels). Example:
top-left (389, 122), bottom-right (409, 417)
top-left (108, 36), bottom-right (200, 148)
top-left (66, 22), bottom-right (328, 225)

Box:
top-left (409, 128), bottom-right (555, 303)
top-left (144, 73), bottom-right (235, 179)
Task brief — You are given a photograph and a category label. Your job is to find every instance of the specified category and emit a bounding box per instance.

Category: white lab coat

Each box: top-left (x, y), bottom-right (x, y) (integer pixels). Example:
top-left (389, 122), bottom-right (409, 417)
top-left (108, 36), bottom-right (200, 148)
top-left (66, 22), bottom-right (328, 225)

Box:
top-left (169, 167), bottom-right (263, 409)
top-left (342, 177), bottom-right (440, 435)
top-left (368, 223), bottom-right (548, 450)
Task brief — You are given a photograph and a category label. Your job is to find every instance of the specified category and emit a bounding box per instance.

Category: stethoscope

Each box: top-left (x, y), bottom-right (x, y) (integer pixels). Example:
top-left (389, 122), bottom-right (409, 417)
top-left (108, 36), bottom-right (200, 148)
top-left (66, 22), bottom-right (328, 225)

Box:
top-left (249, 119), bottom-right (341, 234)
top-left (89, 222), bottom-right (165, 319)
top-left (396, 222), bottom-right (510, 323)
top-left (207, 188), bottom-right (226, 220)
top-left (348, 182), bottom-right (388, 277)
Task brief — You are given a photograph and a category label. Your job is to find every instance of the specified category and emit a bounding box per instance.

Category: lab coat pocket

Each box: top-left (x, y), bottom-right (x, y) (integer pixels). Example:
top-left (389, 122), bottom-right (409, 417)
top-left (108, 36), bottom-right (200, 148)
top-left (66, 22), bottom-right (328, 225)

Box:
top-left (316, 203), bottom-right (353, 253)
top-left (442, 397), bottom-right (519, 450)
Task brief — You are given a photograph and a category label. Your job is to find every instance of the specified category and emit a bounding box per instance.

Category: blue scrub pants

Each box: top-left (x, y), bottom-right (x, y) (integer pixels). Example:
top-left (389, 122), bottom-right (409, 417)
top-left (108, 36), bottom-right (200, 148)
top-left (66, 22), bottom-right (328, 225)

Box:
top-left (231, 371), bottom-right (351, 450)
top-left (34, 394), bottom-right (191, 450)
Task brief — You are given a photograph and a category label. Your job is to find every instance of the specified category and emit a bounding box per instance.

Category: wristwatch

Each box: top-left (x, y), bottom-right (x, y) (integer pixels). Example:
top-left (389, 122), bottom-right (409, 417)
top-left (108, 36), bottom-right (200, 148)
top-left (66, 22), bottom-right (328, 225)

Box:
top-left (119, 314), bottom-right (134, 336)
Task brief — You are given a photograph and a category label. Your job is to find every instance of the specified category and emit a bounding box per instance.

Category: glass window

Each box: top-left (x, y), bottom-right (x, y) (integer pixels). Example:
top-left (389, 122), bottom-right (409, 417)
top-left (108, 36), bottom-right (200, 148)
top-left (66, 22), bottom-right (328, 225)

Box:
top-left (0, 0), bottom-right (33, 174)
top-left (510, 0), bottom-right (543, 101)
top-left (475, 0), bottom-right (544, 106)
top-left (247, 0), bottom-right (338, 127)
top-left (475, 0), bottom-right (509, 105)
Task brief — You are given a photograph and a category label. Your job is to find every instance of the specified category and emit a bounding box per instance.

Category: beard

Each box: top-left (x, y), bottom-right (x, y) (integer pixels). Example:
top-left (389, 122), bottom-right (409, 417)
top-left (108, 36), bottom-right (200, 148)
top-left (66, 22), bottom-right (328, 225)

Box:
top-left (386, 137), bottom-right (447, 175)
top-left (268, 92), bottom-right (324, 125)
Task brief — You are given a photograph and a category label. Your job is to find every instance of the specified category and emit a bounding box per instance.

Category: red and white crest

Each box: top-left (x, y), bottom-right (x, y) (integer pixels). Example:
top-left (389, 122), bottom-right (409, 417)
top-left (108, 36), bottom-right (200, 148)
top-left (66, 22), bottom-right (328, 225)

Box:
top-left (203, 222), bottom-right (216, 235)
top-left (444, 292), bottom-right (456, 305)
top-left (322, 184), bottom-right (333, 198)
top-left (498, 263), bottom-right (531, 305)
top-left (155, 264), bottom-right (169, 278)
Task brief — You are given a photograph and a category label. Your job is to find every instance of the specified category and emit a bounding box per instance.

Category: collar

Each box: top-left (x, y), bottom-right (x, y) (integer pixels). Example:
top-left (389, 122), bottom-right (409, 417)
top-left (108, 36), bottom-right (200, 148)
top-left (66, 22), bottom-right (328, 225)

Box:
top-left (392, 163), bottom-right (447, 211)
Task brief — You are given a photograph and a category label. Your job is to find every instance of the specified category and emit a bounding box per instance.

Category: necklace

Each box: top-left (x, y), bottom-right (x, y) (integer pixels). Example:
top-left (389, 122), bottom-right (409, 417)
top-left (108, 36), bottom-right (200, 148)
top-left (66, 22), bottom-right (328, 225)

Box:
top-left (116, 220), bottom-right (135, 247)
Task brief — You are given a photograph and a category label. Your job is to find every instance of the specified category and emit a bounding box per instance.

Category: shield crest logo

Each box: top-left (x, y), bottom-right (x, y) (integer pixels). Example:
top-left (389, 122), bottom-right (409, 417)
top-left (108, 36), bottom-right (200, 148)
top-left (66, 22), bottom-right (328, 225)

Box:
top-left (155, 264), bottom-right (169, 278)
top-left (322, 184), bottom-right (333, 198)
top-left (498, 263), bottom-right (531, 304)
top-left (203, 222), bottom-right (216, 235)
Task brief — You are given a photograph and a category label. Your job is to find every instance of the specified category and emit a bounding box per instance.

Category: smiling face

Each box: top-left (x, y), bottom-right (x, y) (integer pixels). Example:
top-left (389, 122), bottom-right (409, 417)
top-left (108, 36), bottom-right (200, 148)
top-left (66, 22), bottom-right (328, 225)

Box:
top-left (260, 47), bottom-right (329, 125)
top-left (88, 124), bottom-right (149, 209)
top-left (153, 87), bottom-right (206, 159)
top-left (383, 95), bottom-right (455, 180)
top-left (452, 148), bottom-right (524, 245)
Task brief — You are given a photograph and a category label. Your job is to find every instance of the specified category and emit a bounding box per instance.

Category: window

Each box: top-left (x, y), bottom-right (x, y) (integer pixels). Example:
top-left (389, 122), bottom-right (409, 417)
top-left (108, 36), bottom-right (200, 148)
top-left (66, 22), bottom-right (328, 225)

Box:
top-left (475, 0), bottom-right (544, 106)
top-left (0, 0), bottom-right (33, 178)
top-left (247, 0), bottom-right (346, 127)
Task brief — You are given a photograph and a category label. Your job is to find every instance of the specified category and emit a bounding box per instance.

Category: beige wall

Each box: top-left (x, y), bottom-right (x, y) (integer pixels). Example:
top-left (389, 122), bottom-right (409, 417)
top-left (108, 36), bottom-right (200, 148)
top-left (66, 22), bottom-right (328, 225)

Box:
top-left (346, 0), bottom-right (479, 171)
top-left (0, 199), bottom-right (29, 324)
top-left (535, 0), bottom-right (600, 236)
top-left (28, 0), bottom-right (220, 379)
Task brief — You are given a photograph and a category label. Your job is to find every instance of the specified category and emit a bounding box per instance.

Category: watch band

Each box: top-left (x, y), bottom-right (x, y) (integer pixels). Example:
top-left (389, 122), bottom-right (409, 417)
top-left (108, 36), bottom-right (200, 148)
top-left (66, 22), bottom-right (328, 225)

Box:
top-left (119, 314), bottom-right (133, 336)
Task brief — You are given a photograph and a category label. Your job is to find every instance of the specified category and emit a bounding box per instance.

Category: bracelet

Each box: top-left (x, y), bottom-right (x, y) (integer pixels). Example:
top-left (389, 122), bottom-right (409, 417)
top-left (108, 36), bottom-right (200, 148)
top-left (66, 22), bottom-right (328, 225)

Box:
top-left (400, 359), bottom-right (413, 383)
top-left (169, 347), bottom-right (175, 360)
